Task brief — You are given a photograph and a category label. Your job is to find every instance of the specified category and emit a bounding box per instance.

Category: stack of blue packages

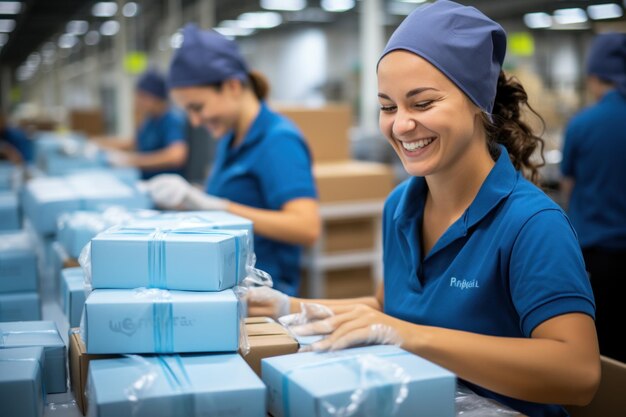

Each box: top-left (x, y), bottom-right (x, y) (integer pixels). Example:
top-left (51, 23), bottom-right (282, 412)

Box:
top-left (80, 211), bottom-right (266, 416)
top-left (0, 346), bottom-right (46, 417)
top-left (0, 191), bottom-right (20, 231)
top-left (0, 321), bottom-right (67, 394)
top-left (59, 267), bottom-right (87, 328)
top-left (33, 133), bottom-right (105, 176)
top-left (0, 161), bottom-right (21, 191)
top-left (0, 231), bottom-right (40, 322)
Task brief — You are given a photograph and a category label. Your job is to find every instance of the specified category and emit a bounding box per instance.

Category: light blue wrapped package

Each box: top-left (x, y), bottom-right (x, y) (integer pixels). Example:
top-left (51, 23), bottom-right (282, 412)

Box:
top-left (82, 288), bottom-right (239, 354)
top-left (0, 292), bottom-right (41, 322)
top-left (60, 267), bottom-right (86, 328)
top-left (0, 346), bottom-right (46, 417)
top-left (87, 353), bottom-right (266, 417)
top-left (262, 345), bottom-right (456, 417)
top-left (0, 320), bottom-right (67, 393)
top-left (88, 226), bottom-right (248, 291)
top-left (0, 231), bottom-right (37, 293)
top-left (0, 191), bottom-right (20, 231)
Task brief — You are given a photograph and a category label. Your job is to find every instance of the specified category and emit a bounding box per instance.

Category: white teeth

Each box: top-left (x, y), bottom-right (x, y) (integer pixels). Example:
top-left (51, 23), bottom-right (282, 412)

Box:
top-left (401, 137), bottom-right (434, 151)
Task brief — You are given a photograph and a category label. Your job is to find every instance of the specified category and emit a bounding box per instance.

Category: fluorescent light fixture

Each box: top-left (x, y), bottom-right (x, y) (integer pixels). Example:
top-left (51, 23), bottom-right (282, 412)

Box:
top-left (388, 1), bottom-right (420, 15)
top-left (587, 3), bottom-right (623, 20)
top-left (170, 32), bottom-right (183, 49)
top-left (287, 7), bottom-right (332, 22)
top-left (553, 8), bottom-right (588, 25)
top-left (66, 20), bottom-right (89, 35)
top-left (261, 0), bottom-right (306, 11)
top-left (214, 26), bottom-right (256, 37)
top-left (92, 2), bottom-right (118, 17)
top-left (238, 12), bottom-right (282, 29)
top-left (58, 33), bottom-right (78, 49)
top-left (0, 33), bottom-right (8, 46)
top-left (85, 30), bottom-right (101, 45)
top-left (122, 2), bottom-right (139, 17)
top-left (544, 149), bottom-right (562, 165)
top-left (0, 19), bottom-right (16, 33)
top-left (41, 42), bottom-right (55, 58)
top-left (0, 2), bottom-right (22, 14)
top-left (524, 12), bottom-right (552, 29)
top-left (321, 0), bottom-right (355, 12)
top-left (397, 0), bottom-right (427, 3)
top-left (26, 52), bottom-right (41, 68)
top-left (100, 20), bottom-right (120, 36)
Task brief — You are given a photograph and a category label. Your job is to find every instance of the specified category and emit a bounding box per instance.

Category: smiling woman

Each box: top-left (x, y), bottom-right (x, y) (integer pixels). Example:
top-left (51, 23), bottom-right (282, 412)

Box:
top-left (247, 2), bottom-right (600, 416)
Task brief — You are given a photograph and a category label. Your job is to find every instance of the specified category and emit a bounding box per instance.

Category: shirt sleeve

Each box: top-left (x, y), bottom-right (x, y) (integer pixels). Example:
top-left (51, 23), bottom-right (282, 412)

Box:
top-left (254, 130), bottom-right (317, 209)
top-left (161, 111), bottom-right (186, 147)
top-left (509, 208), bottom-right (595, 336)
top-left (560, 118), bottom-right (579, 178)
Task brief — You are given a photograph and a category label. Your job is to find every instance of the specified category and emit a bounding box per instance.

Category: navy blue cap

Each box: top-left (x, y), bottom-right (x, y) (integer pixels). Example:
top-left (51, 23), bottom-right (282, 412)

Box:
top-left (379, 0), bottom-right (507, 114)
top-left (136, 69), bottom-right (168, 100)
top-left (168, 24), bottom-right (249, 89)
top-left (587, 33), bottom-right (626, 96)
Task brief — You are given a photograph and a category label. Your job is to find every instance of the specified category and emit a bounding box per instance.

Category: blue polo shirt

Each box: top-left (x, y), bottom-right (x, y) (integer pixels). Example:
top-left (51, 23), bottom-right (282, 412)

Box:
top-left (1, 126), bottom-right (34, 162)
top-left (206, 102), bottom-right (317, 296)
top-left (561, 89), bottom-right (626, 250)
top-left (383, 146), bottom-right (595, 417)
top-left (136, 108), bottom-right (186, 179)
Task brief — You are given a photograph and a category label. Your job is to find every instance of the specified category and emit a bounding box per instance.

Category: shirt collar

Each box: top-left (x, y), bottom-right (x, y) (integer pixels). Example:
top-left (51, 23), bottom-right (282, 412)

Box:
top-left (394, 145), bottom-right (518, 230)
top-left (223, 101), bottom-right (270, 154)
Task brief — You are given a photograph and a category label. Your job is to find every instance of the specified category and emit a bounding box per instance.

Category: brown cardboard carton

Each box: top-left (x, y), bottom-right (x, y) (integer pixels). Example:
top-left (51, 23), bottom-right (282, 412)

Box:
top-left (63, 258), bottom-right (80, 268)
top-left (314, 160), bottom-right (395, 203)
top-left (324, 217), bottom-right (376, 253)
top-left (69, 329), bottom-right (118, 415)
top-left (277, 105), bottom-right (352, 163)
top-left (69, 109), bottom-right (105, 136)
top-left (240, 317), bottom-right (298, 377)
top-left (301, 266), bottom-right (376, 299)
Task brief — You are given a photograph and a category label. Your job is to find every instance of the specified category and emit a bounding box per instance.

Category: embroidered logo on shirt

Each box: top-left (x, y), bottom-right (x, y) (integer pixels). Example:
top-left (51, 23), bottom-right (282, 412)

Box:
top-left (449, 277), bottom-right (480, 290)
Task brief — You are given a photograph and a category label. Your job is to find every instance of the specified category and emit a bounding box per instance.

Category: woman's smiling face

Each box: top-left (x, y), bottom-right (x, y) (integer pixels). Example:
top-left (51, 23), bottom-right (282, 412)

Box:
top-left (377, 50), bottom-right (483, 178)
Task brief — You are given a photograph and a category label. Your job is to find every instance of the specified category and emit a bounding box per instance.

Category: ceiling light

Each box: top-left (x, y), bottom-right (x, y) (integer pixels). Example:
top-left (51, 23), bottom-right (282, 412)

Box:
top-left (397, 0), bottom-right (427, 3)
top-left (523, 12), bottom-right (552, 29)
top-left (58, 34), bottom-right (78, 49)
top-left (286, 8), bottom-right (332, 22)
top-left (92, 2), bottom-right (118, 17)
top-left (122, 2), bottom-right (139, 17)
top-left (587, 3), bottom-right (623, 20)
top-left (261, 0), bottom-right (306, 11)
top-left (0, 33), bottom-right (8, 46)
top-left (170, 32), bottom-right (183, 49)
top-left (0, 2), bottom-right (22, 14)
top-left (388, 1), bottom-right (420, 15)
top-left (66, 20), bottom-right (89, 35)
top-left (214, 27), bottom-right (256, 37)
top-left (100, 20), bottom-right (120, 36)
top-left (553, 8), bottom-right (588, 25)
top-left (85, 30), bottom-right (101, 45)
top-left (238, 12), bottom-right (282, 29)
top-left (321, 0), bottom-right (355, 12)
top-left (0, 19), bottom-right (16, 33)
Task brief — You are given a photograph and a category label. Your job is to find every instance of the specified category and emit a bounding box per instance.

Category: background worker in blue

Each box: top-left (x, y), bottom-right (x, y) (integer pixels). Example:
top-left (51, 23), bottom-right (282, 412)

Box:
top-left (147, 24), bottom-right (320, 296)
top-left (0, 111), bottom-right (33, 164)
top-left (96, 69), bottom-right (188, 180)
top-left (561, 33), bottom-right (626, 363)
top-left (247, 2), bottom-right (600, 416)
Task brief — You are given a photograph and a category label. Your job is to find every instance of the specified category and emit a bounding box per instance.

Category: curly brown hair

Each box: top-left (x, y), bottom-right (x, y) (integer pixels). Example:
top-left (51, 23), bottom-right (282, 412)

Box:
top-left (482, 71), bottom-right (545, 185)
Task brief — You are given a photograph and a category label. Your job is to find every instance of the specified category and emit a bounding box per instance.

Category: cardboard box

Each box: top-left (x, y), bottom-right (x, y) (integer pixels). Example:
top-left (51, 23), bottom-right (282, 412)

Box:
top-left (262, 345), bottom-right (456, 417)
top-left (0, 292), bottom-right (41, 322)
top-left (324, 217), bottom-right (377, 253)
top-left (240, 317), bottom-right (299, 377)
top-left (314, 160), bottom-right (395, 202)
top-left (0, 191), bottom-right (20, 231)
top-left (60, 268), bottom-right (87, 328)
top-left (69, 109), bottom-right (105, 136)
top-left (87, 353), bottom-right (266, 417)
top-left (0, 232), bottom-right (38, 293)
top-left (277, 105), bottom-right (352, 163)
top-left (82, 288), bottom-right (239, 354)
top-left (301, 266), bottom-right (376, 299)
top-left (0, 321), bottom-right (67, 393)
top-left (0, 347), bottom-right (46, 417)
top-left (68, 330), bottom-right (118, 415)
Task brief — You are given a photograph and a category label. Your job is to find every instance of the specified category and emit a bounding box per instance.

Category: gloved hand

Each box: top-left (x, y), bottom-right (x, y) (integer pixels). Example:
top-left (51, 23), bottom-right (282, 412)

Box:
top-left (245, 286), bottom-right (291, 320)
top-left (289, 303), bottom-right (404, 352)
top-left (106, 149), bottom-right (134, 167)
top-left (146, 174), bottom-right (229, 210)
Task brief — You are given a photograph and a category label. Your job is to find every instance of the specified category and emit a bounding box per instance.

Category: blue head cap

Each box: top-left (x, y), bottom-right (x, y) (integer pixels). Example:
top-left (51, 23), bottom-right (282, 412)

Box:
top-left (587, 33), bottom-right (626, 96)
top-left (136, 69), bottom-right (168, 100)
top-left (379, 0), bottom-right (507, 114)
top-left (168, 24), bottom-right (249, 89)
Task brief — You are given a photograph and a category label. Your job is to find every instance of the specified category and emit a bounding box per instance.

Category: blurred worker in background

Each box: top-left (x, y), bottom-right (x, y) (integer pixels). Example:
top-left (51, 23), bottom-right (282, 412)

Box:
top-left (0, 111), bottom-right (33, 164)
top-left (96, 69), bottom-right (188, 180)
top-left (561, 32), bottom-right (626, 363)
top-left (146, 25), bottom-right (320, 296)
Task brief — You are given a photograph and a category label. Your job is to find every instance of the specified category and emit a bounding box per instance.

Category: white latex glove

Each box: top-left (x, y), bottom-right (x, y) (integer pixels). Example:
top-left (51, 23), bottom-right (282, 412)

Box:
top-left (245, 286), bottom-right (290, 320)
top-left (106, 149), bottom-right (133, 167)
top-left (182, 186), bottom-right (229, 211)
top-left (146, 174), bottom-right (191, 209)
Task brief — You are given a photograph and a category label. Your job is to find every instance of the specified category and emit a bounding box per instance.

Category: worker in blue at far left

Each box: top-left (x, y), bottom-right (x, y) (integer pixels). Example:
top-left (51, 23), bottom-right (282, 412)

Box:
top-left (95, 69), bottom-right (188, 180)
top-left (146, 25), bottom-right (320, 296)
top-left (247, 2), bottom-right (599, 416)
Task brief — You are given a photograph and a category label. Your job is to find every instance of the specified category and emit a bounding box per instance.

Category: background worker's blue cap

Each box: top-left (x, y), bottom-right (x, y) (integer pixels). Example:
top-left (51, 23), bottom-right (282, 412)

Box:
top-left (587, 33), bottom-right (626, 96)
top-left (379, 0), bottom-right (507, 114)
top-left (136, 69), bottom-right (168, 100)
top-left (168, 24), bottom-right (249, 89)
